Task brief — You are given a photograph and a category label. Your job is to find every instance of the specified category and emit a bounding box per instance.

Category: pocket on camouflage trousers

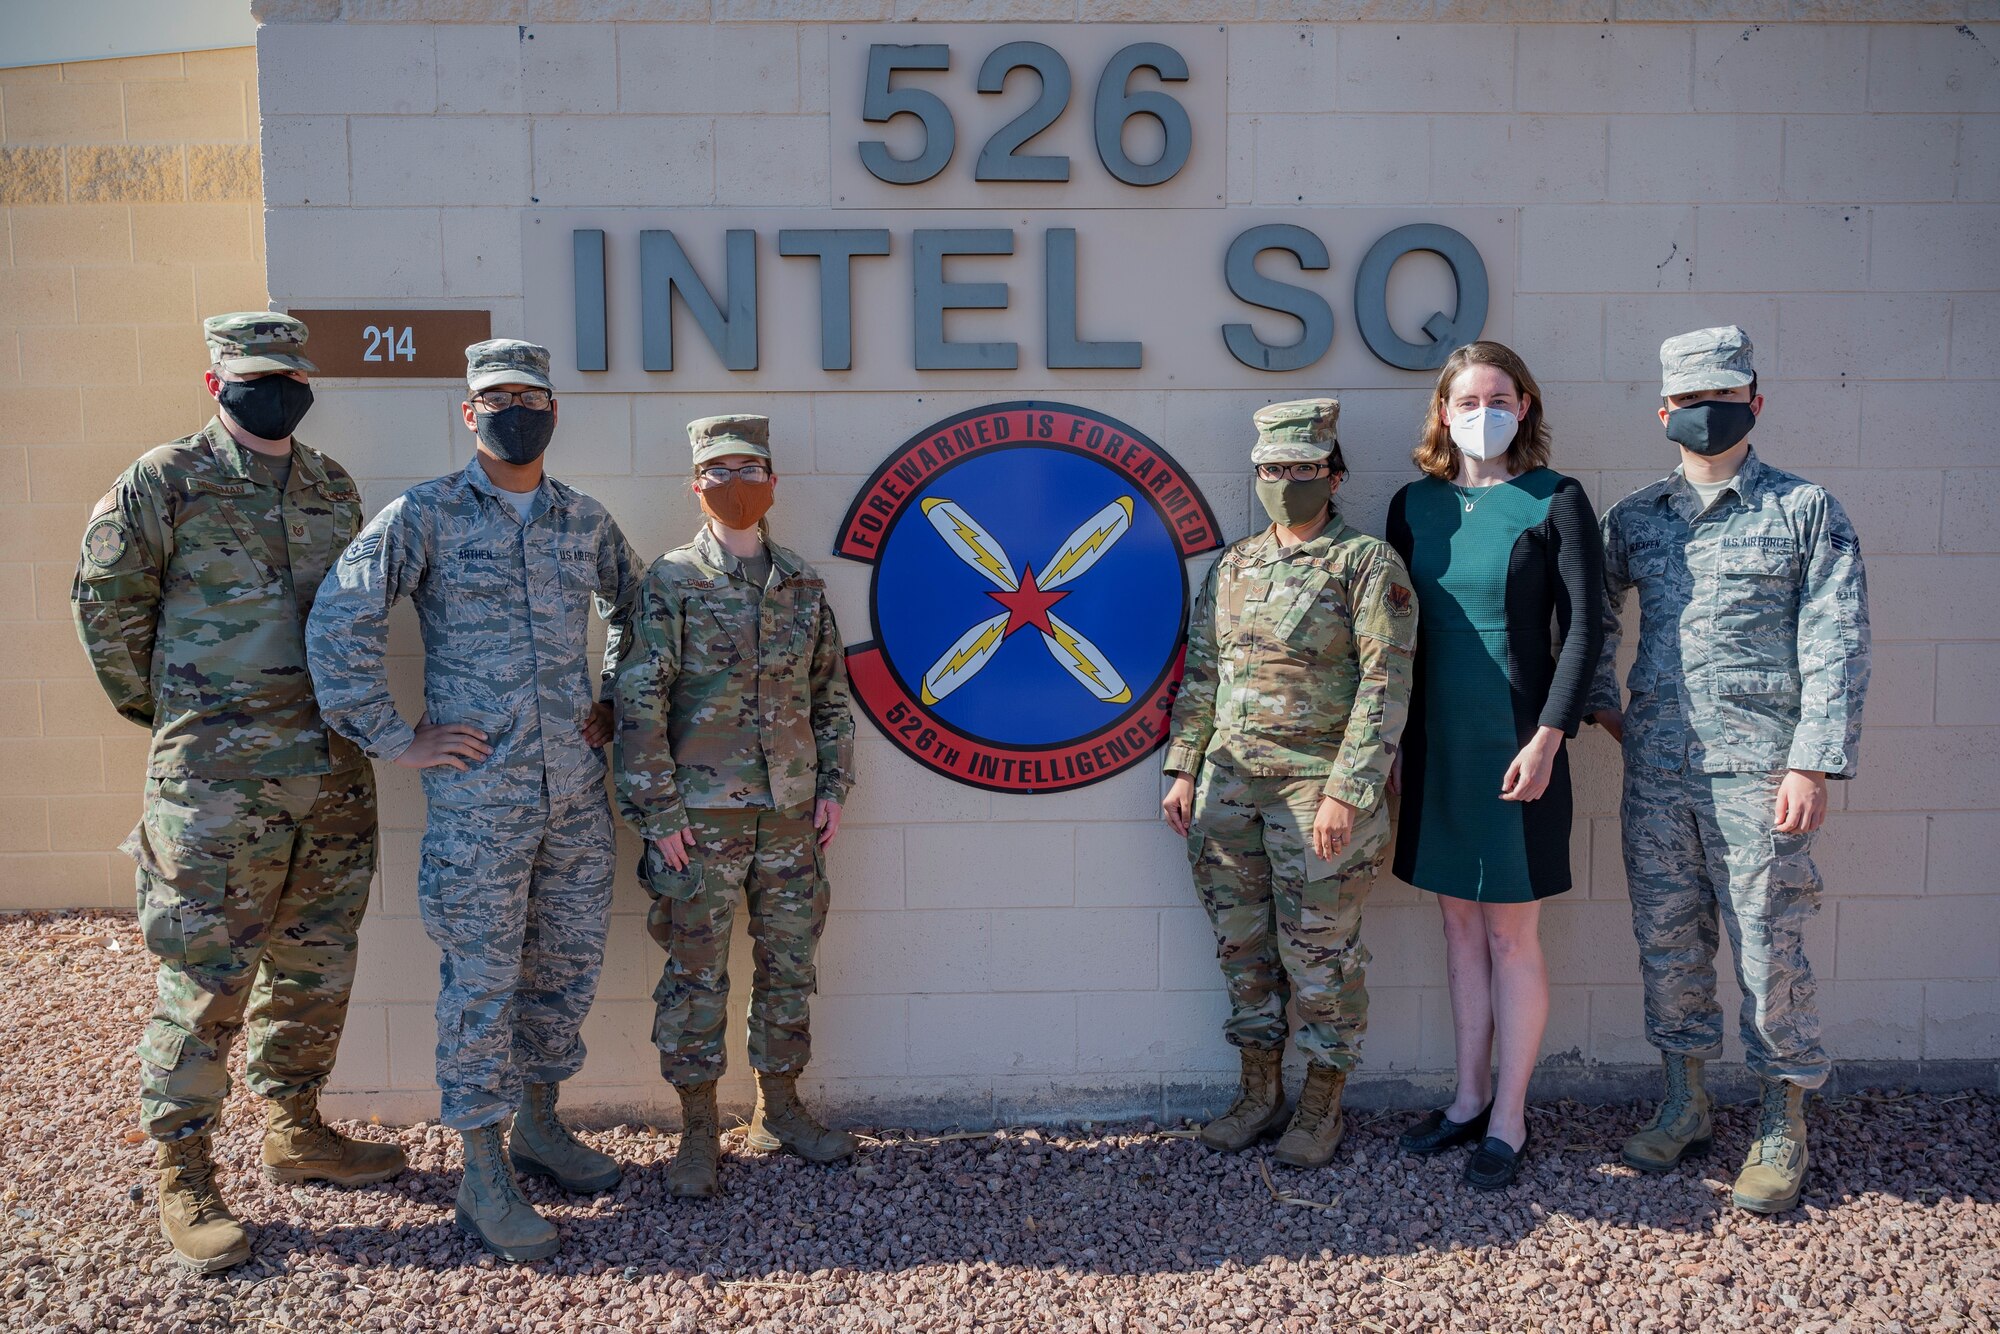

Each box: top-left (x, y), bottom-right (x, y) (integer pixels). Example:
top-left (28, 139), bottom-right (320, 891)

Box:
top-left (128, 825), bottom-right (233, 977)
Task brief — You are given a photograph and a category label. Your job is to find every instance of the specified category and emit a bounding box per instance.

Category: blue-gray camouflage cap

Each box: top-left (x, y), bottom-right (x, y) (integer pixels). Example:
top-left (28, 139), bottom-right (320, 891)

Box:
top-left (689, 414), bottom-right (773, 468)
top-left (1660, 325), bottom-right (1756, 397)
top-left (204, 311), bottom-right (316, 375)
top-left (466, 338), bottom-right (554, 393)
top-left (1250, 397), bottom-right (1340, 464)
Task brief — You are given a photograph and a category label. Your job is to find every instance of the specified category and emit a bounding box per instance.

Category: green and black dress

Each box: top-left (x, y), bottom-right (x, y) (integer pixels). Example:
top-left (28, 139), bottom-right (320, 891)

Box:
top-left (1386, 468), bottom-right (1603, 902)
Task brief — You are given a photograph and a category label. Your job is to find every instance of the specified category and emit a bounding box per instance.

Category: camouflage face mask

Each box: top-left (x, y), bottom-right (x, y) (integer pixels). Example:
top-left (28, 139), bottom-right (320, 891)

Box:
top-left (1256, 476), bottom-right (1331, 527)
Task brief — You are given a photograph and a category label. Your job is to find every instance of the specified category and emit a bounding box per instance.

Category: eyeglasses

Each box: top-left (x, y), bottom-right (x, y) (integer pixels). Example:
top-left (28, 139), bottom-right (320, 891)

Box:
top-left (470, 389), bottom-right (554, 412)
top-left (696, 463), bottom-right (771, 486)
top-left (1255, 463), bottom-right (1333, 482)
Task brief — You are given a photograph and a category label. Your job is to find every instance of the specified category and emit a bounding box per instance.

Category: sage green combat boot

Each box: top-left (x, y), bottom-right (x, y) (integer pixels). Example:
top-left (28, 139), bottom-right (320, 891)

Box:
top-left (456, 1122), bottom-right (558, 1263)
top-left (1271, 1065), bottom-right (1348, 1167)
top-left (667, 1080), bottom-right (722, 1199)
top-left (157, 1135), bottom-right (251, 1274)
top-left (1199, 1046), bottom-right (1287, 1152)
top-left (1621, 1053), bottom-right (1713, 1173)
top-left (263, 1089), bottom-right (407, 1187)
top-left (745, 1072), bottom-right (856, 1162)
top-left (509, 1083), bottom-right (621, 1193)
top-left (1733, 1079), bottom-right (1809, 1214)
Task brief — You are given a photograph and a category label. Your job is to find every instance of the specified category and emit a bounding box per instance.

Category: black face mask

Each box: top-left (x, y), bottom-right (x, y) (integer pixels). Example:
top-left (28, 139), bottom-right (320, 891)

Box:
top-left (217, 376), bottom-right (314, 442)
top-left (475, 406), bottom-right (556, 465)
top-left (1665, 400), bottom-right (1757, 457)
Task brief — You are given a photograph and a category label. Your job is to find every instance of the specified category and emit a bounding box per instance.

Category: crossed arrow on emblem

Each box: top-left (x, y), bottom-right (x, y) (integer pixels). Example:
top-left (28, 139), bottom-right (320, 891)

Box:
top-left (917, 495), bottom-right (1136, 707)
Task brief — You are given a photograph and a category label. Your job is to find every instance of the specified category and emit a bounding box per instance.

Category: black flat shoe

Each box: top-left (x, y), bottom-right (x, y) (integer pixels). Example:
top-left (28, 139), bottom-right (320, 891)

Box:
top-left (1464, 1133), bottom-right (1528, 1191)
top-left (1398, 1103), bottom-right (1492, 1156)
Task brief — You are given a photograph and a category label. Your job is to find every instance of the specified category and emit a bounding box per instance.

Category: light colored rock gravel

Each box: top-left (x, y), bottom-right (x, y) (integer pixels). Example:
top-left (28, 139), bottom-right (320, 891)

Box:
top-left (3, 910), bottom-right (1996, 1333)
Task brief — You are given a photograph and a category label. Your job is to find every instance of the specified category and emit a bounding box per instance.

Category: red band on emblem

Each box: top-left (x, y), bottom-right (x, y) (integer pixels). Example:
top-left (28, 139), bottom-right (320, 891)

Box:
top-left (846, 643), bottom-right (1187, 795)
top-left (835, 403), bottom-right (1222, 564)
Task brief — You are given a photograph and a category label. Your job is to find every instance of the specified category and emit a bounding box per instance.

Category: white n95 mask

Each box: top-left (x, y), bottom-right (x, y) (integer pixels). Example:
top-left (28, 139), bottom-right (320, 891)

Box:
top-left (1449, 407), bottom-right (1519, 461)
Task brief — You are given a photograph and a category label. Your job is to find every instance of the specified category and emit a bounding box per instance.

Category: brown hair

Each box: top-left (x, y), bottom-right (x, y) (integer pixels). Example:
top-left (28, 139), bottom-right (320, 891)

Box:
top-left (1412, 340), bottom-right (1552, 480)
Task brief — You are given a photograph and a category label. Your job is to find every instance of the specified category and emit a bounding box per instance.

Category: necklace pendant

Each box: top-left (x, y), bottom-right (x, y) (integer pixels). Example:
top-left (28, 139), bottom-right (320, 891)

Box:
top-left (1465, 500), bottom-right (1475, 512)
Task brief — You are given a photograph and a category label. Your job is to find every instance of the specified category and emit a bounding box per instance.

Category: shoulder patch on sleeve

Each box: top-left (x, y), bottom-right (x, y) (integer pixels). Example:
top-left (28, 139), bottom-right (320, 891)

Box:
top-left (1829, 528), bottom-right (1858, 555)
top-left (1384, 582), bottom-right (1414, 618)
top-left (84, 517), bottom-right (128, 569)
top-left (88, 489), bottom-right (119, 523)
top-left (341, 531), bottom-right (382, 565)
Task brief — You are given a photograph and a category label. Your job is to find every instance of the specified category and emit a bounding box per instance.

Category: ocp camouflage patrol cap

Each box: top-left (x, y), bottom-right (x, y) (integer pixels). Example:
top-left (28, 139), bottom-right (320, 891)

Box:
top-left (466, 338), bottom-right (555, 393)
top-left (688, 414), bottom-right (773, 468)
top-left (1660, 325), bottom-right (1756, 397)
top-left (204, 311), bottom-right (316, 375)
top-left (1250, 397), bottom-right (1341, 465)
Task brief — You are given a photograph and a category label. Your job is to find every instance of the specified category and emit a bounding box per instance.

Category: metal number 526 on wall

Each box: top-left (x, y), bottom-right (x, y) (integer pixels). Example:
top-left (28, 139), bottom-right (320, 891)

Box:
top-left (859, 40), bottom-right (1193, 188)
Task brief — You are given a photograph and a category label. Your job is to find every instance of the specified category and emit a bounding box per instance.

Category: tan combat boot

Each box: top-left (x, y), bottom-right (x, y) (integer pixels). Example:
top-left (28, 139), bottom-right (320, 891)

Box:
top-left (510, 1083), bottom-right (621, 1193)
top-left (745, 1072), bottom-right (856, 1162)
top-left (667, 1080), bottom-right (722, 1199)
top-left (1199, 1046), bottom-right (1287, 1152)
top-left (1621, 1053), bottom-right (1714, 1173)
top-left (1272, 1065), bottom-right (1348, 1167)
top-left (456, 1122), bottom-right (559, 1263)
top-left (157, 1135), bottom-right (251, 1274)
top-left (1733, 1079), bottom-right (1809, 1214)
top-left (263, 1089), bottom-right (407, 1186)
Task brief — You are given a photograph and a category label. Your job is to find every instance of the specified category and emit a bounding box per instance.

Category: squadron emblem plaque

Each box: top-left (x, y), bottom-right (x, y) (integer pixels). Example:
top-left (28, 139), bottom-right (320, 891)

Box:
top-left (836, 402), bottom-right (1223, 793)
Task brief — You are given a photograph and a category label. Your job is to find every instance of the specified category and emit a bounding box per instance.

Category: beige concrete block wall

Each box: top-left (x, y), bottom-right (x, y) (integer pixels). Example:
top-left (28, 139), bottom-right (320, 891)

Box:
top-left (251, 3), bottom-right (1993, 1128)
top-left (0, 48), bottom-right (267, 910)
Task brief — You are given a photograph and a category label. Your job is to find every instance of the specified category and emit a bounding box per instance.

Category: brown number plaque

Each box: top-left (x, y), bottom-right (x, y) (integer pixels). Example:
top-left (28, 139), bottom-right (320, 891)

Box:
top-left (287, 309), bottom-right (493, 378)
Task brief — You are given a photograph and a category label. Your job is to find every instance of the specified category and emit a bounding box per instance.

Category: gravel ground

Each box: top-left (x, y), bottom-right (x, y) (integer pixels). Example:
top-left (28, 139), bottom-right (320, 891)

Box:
top-left (3, 910), bottom-right (1996, 1334)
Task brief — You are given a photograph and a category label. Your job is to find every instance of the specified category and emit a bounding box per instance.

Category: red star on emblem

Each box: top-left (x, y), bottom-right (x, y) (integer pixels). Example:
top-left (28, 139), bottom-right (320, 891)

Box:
top-left (987, 563), bottom-right (1070, 638)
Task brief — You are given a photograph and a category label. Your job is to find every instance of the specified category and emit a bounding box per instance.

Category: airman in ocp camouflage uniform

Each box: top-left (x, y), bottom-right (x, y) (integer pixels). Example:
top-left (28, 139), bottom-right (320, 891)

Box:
top-left (305, 339), bottom-right (644, 1262)
top-left (72, 312), bottom-right (406, 1275)
top-left (613, 413), bottom-right (857, 1199)
top-left (1161, 398), bottom-right (1418, 1169)
top-left (1590, 326), bottom-right (1870, 1214)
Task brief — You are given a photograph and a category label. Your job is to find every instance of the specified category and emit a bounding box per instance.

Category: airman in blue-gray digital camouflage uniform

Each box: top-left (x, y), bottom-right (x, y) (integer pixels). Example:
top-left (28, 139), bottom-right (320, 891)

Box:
top-left (306, 339), bottom-right (644, 1262)
top-left (1590, 326), bottom-right (1869, 1214)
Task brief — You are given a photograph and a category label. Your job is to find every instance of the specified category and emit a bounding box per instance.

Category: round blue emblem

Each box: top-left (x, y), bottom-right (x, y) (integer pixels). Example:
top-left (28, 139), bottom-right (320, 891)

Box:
top-left (837, 402), bottom-right (1222, 793)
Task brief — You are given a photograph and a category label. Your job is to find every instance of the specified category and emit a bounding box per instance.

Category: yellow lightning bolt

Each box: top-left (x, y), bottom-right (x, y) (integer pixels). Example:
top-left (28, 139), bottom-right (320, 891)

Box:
top-left (922, 620), bottom-right (1005, 704)
top-left (1045, 497), bottom-right (1134, 585)
top-left (923, 497), bottom-right (1012, 587)
top-left (953, 517), bottom-right (1012, 585)
top-left (1047, 525), bottom-right (1116, 584)
top-left (1047, 620), bottom-right (1130, 703)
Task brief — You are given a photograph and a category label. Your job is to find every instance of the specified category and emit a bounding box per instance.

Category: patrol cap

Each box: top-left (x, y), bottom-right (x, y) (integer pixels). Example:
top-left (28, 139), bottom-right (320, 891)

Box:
top-left (466, 338), bottom-right (555, 394)
top-left (204, 311), bottom-right (316, 375)
top-left (688, 414), bottom-right (773, 469)
top-left (1660, 325), bottom-right (1756, 397)
top-left (1250, 398), bottom-right (1341, 465)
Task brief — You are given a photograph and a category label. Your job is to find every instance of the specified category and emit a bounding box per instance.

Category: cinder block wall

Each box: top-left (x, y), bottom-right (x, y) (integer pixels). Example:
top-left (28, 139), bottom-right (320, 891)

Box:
top-left (15, 4), bottom-right (1999, 1127)
top-left (0, 49), bottom-right (267, 909)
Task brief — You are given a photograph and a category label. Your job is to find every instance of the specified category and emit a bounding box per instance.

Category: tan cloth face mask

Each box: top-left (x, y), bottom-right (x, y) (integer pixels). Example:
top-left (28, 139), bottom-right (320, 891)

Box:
top-left (698, 478), bottom-right (775, 530)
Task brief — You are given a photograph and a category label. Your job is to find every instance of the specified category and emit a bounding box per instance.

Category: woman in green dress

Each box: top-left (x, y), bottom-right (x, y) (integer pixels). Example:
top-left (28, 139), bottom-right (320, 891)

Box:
top-left (1386, 342), bottom-right (1603, 1189)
